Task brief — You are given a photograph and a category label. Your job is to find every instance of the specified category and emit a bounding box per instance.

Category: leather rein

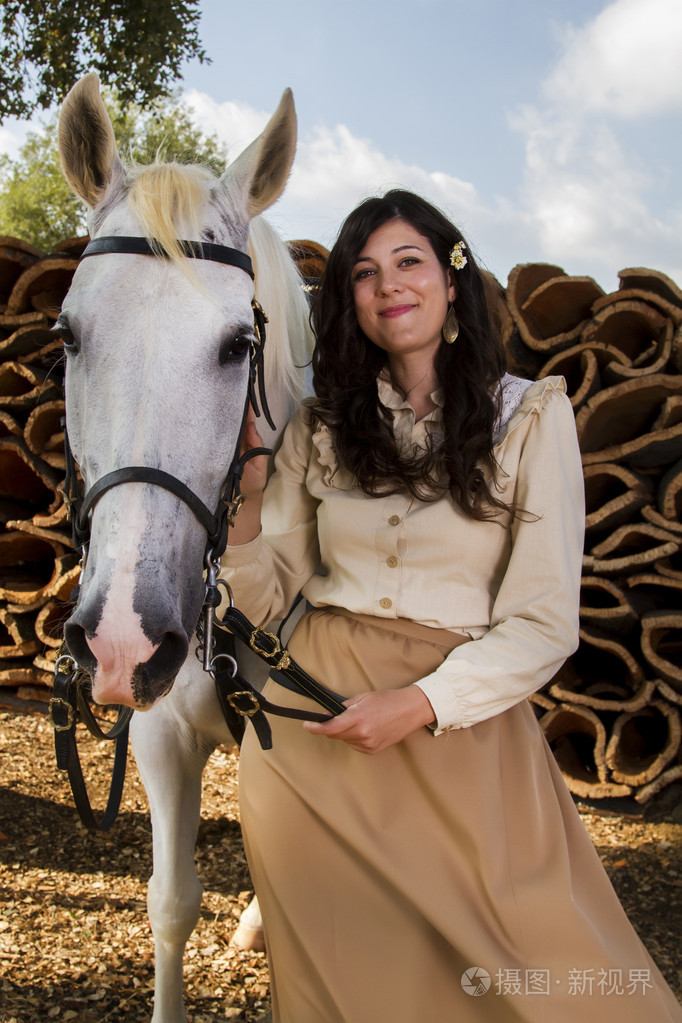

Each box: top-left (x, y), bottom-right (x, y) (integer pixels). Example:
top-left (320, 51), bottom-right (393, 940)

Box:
top-left (51, 234), bottom-right (344, 830)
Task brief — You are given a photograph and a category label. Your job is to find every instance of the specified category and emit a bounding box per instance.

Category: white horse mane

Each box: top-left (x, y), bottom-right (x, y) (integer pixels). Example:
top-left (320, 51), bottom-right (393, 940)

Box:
top-left (126, 161), bottom-right (314, 406)
top-left (248, 216), bottom-right (314, 405)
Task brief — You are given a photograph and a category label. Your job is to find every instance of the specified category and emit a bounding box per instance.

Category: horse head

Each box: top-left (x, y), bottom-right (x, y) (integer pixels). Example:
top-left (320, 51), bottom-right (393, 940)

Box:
top-left (57, 73), bottom-right (303, 710)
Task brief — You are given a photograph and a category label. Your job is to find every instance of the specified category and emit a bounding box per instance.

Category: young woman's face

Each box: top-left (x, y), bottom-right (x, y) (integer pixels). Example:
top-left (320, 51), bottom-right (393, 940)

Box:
top-left (351, 218), bottom-right (455, 365)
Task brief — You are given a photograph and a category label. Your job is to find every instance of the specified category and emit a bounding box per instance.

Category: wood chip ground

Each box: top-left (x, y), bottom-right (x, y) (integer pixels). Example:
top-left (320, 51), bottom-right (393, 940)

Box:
top-left (1, 711), bottom-right (680, 1022)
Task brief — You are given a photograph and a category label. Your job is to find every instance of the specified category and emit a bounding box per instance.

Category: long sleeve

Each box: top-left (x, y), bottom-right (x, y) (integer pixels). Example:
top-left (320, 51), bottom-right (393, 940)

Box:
top-left (414, 386), bottom-right (585, 733)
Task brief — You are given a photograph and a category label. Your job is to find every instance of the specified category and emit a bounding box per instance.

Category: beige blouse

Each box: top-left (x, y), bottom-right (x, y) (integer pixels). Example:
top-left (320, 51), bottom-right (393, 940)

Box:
top-left (221, 374), bottom-right (585, 734)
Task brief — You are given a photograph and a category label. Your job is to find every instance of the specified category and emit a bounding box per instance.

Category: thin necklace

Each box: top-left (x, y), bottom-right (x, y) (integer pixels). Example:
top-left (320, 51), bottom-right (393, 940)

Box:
top-left (399, 370), bottom-right (436, 398)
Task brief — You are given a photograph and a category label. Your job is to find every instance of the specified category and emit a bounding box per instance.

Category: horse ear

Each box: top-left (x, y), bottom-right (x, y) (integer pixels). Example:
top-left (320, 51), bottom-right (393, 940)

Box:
top-left (59, 72), bottom-right (124, 208)
top-left (225, 88), bottom-right (297, 219)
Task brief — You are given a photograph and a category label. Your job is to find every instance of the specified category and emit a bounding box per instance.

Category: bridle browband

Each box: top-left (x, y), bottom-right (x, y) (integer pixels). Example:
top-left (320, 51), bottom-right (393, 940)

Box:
top-left (81, 235), bottom-right (255, 278)
top-left (65, 234), bottom-right (272, 557)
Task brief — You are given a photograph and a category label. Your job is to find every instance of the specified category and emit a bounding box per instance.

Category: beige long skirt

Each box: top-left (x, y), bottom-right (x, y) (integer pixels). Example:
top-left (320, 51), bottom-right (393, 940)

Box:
top-left (238, 607), bottom-right (682, 1023)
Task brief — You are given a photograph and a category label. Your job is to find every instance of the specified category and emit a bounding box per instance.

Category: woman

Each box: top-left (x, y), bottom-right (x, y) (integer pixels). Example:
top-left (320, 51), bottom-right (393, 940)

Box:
top-left (222, 190), bottom-right (681, 1022)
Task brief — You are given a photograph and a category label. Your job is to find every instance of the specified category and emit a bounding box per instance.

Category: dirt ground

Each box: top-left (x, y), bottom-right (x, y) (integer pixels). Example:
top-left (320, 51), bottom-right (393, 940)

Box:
top-left (1, 708), bottom-right (681, 1022)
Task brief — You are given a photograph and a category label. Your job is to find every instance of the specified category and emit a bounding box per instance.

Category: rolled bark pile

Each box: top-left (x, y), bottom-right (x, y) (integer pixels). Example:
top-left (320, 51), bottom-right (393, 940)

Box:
top-left (507, 262), bottom-right (682, 803)
top-left (1, 236), bottom-right (680, 805)
top-left (0, 238), bottom-right (83, 712)
top-left (286, 239), bottom-right (329, 292)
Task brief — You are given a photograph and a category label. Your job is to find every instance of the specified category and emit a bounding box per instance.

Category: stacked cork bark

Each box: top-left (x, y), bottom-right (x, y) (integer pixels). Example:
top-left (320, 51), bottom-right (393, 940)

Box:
top-left (0, 235), bottom-right (88, 712)
top-left (1, 233), bottom-right (680, 805)
top-left (501, 263), bottom-right (682, 805)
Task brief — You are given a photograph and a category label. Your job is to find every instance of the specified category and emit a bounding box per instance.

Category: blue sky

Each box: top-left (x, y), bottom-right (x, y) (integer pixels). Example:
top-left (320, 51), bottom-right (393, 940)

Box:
top-left (2, 0), bottom-right (681, 290)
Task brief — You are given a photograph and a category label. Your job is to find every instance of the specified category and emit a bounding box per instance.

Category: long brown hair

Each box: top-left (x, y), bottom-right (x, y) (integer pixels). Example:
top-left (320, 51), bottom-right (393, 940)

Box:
top-left (311, 190), bottom-right (509, 520)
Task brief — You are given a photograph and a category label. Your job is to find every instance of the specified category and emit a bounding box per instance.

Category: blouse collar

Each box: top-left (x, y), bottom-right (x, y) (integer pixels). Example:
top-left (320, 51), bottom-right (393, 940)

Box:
top-left (377, 368), bottom-right (445, 417)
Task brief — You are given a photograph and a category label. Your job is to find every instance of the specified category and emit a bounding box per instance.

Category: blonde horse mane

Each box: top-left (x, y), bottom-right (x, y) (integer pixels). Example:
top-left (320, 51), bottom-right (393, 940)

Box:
top-left (127, 161), bottom-right (313, 405)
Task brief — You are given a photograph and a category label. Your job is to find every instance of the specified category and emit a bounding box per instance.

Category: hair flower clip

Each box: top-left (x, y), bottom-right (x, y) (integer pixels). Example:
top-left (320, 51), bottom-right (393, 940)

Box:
top-left (449, 241), bottom-right (467, 270)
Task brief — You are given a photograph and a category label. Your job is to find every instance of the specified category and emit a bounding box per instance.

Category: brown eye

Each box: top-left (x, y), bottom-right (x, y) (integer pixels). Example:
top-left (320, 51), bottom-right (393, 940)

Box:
top-left (54, 317), bottom-right (80, 354)
top-left (219, 332), bottom-right (251, 365)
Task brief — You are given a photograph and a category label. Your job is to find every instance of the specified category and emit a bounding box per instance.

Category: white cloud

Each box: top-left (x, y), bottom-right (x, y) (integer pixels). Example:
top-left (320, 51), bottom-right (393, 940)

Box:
top-left (546, 0), bottom-right (682, 118)
top-left (509, 0), bottom-right (682, 287)
top-left (181, 7), bottom-right (682, 294)
top-left (282, 123), bottom-right (484, 242)
top-left (512, 107), bottom-right (650, 255)
top-left (181, 91), bottom-right (487, 255)
top-left (0, 117), bottom-right (36, 161)
top-left (182, 89), bottom-right (271, 159)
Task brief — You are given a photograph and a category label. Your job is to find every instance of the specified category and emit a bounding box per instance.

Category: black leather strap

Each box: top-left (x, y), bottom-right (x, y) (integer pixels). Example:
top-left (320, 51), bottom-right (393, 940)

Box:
top-left (213, 659), bottom-right (338, 752)
top-left (82, 235), bottom-right (254, 278)
top-left (77, 466), bottom-right (219, 543)
top-left (219, 605), bottom-right (347, 717)
top-left (51, 661), bottom-right (129, 832)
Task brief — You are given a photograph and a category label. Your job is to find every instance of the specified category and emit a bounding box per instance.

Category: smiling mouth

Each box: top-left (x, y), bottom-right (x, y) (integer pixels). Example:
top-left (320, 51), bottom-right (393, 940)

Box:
top-left (379, 305), bottom-right (414, 318)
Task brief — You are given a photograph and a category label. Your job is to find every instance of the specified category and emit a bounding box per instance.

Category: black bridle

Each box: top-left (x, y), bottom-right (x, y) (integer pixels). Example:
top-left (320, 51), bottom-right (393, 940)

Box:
top-left (52, 233), bottom-right (271, 829)
top-left (51, 232), bottom-right (344, 830)
top-left (63, 234), bottom-right (273, 558)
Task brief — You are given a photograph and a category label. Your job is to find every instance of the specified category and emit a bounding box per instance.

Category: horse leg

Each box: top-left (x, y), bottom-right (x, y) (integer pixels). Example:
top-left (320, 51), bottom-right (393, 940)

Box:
top-left (131, 648), bottom-right (268, 1018)
top-left (130, 700), bottom-right (214, 1023)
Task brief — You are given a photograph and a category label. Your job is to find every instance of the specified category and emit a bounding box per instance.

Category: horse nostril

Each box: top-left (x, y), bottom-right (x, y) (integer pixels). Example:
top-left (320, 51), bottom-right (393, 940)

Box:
top-left (149, 631), bottom-right (188, 678)
top-left (129, 631), bottom-right (189, 706)
top-left (63, 619), bottom-right (97, 671)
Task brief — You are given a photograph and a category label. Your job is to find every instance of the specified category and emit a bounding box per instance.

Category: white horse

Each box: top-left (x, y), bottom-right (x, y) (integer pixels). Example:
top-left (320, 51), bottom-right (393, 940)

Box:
top-left (57, 73), bottom-right (312, 1022)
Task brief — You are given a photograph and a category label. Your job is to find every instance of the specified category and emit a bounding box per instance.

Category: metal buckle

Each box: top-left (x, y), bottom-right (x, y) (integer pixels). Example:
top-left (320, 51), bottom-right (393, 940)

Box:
top-left (224, 493), bottom-right (246, 527)
top-left (251, 299), bottom-right (269, 342)
top-left (226, 691), bottom-right (261, 718)
top-left (55, 653), bottom-right (78, 675)
top-left (248, 628), bottom-right (291, 670)
top-left (249, 627), bottom-right (281, 658)
top-left (49, 697), bottom-right (75, 732)
top-left (57, 487), bottom-right (75, 521)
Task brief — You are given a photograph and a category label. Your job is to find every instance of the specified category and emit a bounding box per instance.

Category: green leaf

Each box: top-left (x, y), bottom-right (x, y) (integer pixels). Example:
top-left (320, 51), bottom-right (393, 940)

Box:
top-left (0, 0), bottom-right (209, 122)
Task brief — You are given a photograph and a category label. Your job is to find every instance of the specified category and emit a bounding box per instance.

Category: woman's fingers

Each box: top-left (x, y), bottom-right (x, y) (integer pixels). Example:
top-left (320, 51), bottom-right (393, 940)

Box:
top-left (303, 688), bottom-right (436, 755)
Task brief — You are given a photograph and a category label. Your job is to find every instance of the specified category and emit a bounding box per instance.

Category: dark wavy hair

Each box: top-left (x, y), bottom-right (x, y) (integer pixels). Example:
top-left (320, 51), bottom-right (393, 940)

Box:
top-left (311, 189), bottom-right (509, 520)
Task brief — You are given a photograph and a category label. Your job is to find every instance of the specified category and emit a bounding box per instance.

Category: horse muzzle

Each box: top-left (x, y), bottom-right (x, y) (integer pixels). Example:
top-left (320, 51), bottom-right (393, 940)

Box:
top-left (64, 605), bottom-right (191, 709)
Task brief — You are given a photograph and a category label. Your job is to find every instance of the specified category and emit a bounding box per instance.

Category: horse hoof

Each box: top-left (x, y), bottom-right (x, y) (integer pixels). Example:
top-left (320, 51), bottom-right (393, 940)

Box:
top-left (231, 921), bottom-right (267, 952)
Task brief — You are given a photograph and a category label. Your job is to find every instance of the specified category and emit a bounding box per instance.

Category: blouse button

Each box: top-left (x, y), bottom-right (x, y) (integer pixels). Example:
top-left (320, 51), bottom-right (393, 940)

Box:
top-left (379, 597), bottom-right (392, 609)
top-left (386, 556), bottom-right (398, 568)
top-left (388, 515), bottom-right (400, 526)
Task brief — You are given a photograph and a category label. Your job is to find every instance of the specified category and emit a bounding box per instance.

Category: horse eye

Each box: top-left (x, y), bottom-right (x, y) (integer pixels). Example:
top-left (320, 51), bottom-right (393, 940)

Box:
top-left (53, 318), bottom-right (80, 354)
top-left (219, 333), bottom-right (252, 365)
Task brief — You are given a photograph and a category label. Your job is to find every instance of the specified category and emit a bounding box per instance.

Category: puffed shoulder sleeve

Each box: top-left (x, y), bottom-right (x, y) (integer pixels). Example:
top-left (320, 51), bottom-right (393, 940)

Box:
top-left (414, 381), bottom-right (585, 732)
top-left (219, 406), bottom-right (321, 625)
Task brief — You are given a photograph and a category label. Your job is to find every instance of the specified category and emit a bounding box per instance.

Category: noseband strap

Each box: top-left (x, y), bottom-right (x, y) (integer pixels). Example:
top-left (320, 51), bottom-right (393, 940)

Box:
top-left (77, 467), bottom-right (219, 542)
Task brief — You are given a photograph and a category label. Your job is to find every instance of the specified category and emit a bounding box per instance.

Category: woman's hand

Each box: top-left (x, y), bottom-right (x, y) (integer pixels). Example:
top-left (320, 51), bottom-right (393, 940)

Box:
top-left (303, 686), bottom-right (436, 754)
top-left (228, 405), bottom-right (268, 545)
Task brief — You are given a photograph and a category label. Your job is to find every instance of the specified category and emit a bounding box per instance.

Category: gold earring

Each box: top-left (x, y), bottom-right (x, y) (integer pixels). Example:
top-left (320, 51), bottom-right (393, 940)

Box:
top-left (442, 304), bottom-right (459, 344)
